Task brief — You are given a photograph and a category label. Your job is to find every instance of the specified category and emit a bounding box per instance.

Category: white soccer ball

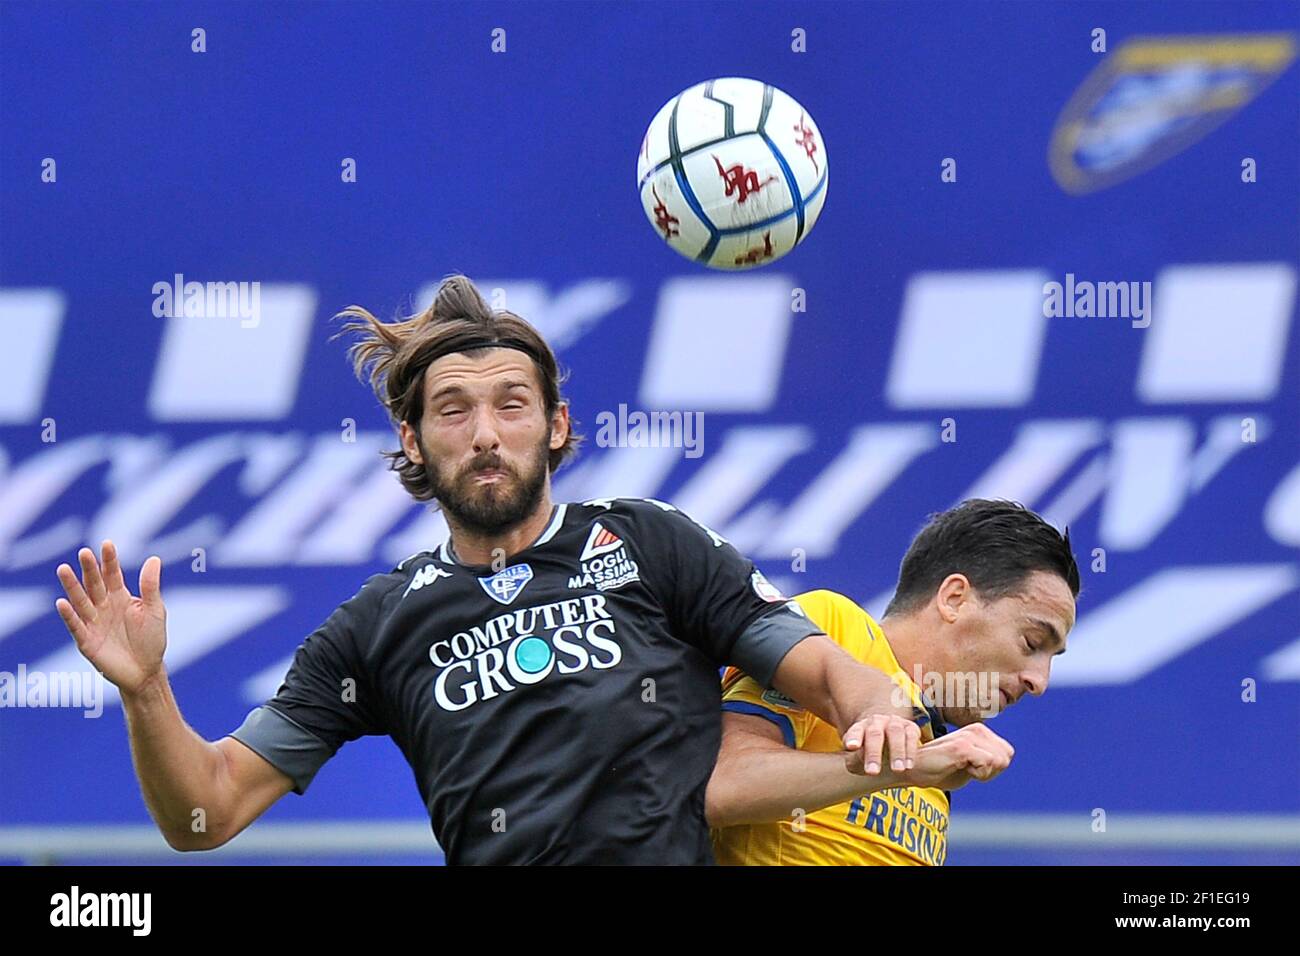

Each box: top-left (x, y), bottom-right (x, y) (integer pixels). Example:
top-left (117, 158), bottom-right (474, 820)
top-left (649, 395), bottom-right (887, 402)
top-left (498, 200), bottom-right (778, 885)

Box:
top-left (637, 77), bottom-right (828, 270)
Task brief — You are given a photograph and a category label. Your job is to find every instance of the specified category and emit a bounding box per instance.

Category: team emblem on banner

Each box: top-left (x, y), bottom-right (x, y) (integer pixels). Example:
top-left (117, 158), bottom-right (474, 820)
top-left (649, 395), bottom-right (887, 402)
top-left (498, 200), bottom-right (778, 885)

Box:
top-left (1049, 33), bottom-right (1296, 194)
top-left (479, 564), bottom-right (534, 605)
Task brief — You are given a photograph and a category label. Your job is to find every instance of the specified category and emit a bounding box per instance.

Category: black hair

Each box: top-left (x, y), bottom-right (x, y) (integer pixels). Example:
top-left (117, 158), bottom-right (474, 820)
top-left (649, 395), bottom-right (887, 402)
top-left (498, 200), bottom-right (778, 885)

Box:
top-left (883, 499), bottom-right (1080, 617)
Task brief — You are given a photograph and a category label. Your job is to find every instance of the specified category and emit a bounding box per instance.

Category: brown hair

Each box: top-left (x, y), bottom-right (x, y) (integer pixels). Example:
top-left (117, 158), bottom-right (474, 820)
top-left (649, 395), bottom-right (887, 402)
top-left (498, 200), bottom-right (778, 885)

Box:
top-left (333, 275), bottom-right (582, 501)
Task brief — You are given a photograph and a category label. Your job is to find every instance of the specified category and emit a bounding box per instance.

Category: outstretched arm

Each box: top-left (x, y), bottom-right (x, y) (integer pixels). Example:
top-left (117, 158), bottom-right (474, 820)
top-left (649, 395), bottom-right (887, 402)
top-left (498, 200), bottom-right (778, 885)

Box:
top-left (57, 541), bottom-right (292, 850)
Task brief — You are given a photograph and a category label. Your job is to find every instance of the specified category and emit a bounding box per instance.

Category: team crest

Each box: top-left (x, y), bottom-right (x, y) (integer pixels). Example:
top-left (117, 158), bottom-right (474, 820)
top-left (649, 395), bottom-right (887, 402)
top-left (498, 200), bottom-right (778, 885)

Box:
top-left (1049, 33), bottom-right (1296, 194)
top-left (479, 564), bottom-right (534, 605)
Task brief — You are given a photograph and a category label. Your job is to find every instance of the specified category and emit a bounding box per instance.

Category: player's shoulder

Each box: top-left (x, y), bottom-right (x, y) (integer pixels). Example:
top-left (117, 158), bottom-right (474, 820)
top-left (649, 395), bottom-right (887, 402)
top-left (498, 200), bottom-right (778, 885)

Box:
top-left (569, 496), bottom-right (678, 521)
top-left (792, 588), bottom-right (867, 623)
top-left (566, 496), bottom-right (713, 539)
top-left (383, 544), bottom-right (468, 593)
top-left (343, 568), bottom-right (402, 612)
top-left (359, 550), bottom-right (447, 607)
top-left (792, 590), bottom-right (874, 652)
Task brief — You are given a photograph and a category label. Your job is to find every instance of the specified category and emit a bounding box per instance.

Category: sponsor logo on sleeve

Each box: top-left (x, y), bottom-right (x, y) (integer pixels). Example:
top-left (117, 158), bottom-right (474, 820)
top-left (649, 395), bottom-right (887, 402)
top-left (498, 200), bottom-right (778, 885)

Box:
top-left (751, 569), bottom-right (786, 602)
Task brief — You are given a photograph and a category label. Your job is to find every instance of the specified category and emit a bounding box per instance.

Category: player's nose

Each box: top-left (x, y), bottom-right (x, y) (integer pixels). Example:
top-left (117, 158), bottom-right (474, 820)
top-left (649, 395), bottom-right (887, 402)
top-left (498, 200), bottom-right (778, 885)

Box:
top-left (1021, 665), bottom-right (1049, 699)
top-left (469, 408), bottom-right (502, 453)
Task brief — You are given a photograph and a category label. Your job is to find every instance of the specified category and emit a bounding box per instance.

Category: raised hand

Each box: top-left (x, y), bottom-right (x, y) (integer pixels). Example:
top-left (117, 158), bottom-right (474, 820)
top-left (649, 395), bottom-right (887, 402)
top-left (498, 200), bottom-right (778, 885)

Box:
top-left (55, 540), bottom-right (167, 695)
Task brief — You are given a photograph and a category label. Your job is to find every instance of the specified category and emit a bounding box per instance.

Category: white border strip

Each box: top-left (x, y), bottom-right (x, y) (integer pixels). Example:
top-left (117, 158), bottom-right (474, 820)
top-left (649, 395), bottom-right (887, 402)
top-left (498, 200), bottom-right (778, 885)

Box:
top-left (2, 815), bottom-right (1298, 862)
top-left (0, 822), bottom-right (441, 861)
top-left (952, 814), bottom-right (1300, 849)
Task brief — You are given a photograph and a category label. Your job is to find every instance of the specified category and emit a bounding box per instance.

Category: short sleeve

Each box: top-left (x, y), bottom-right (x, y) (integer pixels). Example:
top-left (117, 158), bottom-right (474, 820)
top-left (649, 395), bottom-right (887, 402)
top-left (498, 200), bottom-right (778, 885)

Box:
top-left (227, 574), bottom-right (392, 795)
top-left (628, 500), bottom-right (822, 686)
top-left (720, 667), bottom-right (814, 749)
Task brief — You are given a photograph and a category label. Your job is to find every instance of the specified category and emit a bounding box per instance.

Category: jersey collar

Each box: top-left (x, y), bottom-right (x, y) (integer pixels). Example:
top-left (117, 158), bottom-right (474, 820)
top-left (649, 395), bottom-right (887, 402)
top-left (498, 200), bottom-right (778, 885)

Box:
top-left (438, 503), bottom-right (568, 566)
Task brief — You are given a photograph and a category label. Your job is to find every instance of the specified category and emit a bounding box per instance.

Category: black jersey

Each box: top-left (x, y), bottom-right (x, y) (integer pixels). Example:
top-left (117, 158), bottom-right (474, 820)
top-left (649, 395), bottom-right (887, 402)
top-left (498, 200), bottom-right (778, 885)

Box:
top-left (229, 497), bottom-right (821, 864)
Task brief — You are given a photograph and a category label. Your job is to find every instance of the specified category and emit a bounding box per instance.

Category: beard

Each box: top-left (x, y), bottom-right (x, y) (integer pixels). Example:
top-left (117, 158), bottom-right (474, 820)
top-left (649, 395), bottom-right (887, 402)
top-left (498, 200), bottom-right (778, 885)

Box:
top-left (421, 431), bottom-right (551, 537)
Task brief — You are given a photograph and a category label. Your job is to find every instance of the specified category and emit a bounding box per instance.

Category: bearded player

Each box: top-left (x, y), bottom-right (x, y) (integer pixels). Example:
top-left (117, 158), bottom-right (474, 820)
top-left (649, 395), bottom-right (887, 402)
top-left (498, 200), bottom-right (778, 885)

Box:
top-left (54, 274), bottom-right (927, 865)
top-left (707, 499), bottom-right (1079, 865)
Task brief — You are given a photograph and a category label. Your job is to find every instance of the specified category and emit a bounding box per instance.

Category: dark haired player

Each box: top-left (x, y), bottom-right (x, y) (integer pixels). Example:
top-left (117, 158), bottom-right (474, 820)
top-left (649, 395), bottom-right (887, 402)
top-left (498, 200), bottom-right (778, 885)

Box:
top-left (708, 499), bottom-right (1079, 865)
top-left (54, 275), bottom-right (921, 865)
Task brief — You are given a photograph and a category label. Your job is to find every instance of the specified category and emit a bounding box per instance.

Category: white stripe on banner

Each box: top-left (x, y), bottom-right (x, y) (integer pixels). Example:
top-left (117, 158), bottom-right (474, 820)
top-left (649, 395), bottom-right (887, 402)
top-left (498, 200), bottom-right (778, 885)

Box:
top-left (148, 284), bottom-right (317, 421)
top-left (0, 288), bottom-right (65, 424)
top-left (30, 586), bottom-right (290, 705)
top-left (958, 419), bottom-right (1105, 508)
top-left (243, 652), bottom-right (295, 704)
top-left (0, 588), bottom-right (56, 647)
top-left (1138, 262), bottom-right (1296, 403)
top-left (1262, 636), bottom-right (1300, 681)
top-left (640, 274), bottom-right (795, 412)
top-left (1052, 565), bottom-right (1299, 686)
top-left (672, 425), bottom-right (814, 529)
top-left (886, 270), bottom-right (1050, 409)
top-left (757, 424), bottom-right (936, 558)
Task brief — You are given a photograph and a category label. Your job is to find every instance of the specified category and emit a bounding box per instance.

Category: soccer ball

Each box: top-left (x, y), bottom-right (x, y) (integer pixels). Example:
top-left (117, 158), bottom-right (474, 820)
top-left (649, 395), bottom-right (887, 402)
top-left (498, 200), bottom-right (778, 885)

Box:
top-left (637, 77), bottom-right (828, 270)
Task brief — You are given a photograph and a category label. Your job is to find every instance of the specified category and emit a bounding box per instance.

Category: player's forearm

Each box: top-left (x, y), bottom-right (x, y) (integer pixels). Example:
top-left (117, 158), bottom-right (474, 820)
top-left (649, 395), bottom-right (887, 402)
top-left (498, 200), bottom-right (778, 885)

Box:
top-left (775, 642), bottom-right (909, 737)
top-left (823, 655), bottom-right (913, 734)
top-left (707, 745), bottom-right (899, 828)
top-left (120, 669), bottom-right (232, 850)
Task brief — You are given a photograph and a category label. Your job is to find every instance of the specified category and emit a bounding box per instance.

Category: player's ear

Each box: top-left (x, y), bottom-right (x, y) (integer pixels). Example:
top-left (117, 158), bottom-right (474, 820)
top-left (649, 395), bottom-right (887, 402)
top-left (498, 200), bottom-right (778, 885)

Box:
top-left (399, 420), bottom-right (424, 465)
top-left (549, 402), bottom-right (570, 451)
top-left (935, 573), bottom-right (971, 624)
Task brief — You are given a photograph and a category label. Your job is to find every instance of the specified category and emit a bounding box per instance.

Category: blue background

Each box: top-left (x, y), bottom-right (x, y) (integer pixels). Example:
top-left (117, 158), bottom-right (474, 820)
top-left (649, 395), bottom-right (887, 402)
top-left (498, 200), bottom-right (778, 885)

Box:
top-left (2, 0), bottom-right (1297, 864)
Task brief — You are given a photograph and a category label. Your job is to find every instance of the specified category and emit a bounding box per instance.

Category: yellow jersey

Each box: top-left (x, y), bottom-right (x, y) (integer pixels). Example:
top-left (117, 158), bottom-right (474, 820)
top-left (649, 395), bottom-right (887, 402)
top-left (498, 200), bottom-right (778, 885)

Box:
top-left (710, 589), bottom-right (951, 866)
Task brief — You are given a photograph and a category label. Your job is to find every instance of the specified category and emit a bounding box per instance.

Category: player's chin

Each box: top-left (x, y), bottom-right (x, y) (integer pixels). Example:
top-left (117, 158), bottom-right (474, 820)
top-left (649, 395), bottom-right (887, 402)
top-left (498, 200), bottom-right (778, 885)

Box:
top-left (944, 706), bottom-right (994, 727)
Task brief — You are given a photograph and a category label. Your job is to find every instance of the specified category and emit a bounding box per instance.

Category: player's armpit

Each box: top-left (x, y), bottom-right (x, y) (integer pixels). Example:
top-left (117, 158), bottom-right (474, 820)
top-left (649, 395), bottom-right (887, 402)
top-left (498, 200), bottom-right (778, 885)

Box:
top-left (706, 711), bottom-right (904, 829)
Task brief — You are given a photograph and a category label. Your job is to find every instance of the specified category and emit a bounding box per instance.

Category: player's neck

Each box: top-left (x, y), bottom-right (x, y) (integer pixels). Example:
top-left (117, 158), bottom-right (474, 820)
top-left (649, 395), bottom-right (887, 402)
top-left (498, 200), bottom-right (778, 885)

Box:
top-left (877, 614), bottom-right (932, 687)
top-left (444, 490), bottom-right (557, 566)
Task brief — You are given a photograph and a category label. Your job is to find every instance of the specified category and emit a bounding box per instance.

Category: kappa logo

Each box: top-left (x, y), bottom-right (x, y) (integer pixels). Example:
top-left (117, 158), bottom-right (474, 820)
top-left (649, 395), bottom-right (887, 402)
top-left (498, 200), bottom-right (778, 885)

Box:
top-left (580, 522), bottom-right (624, 561)
top-left (480, 564), bottom-right (534, 605)
top-left (1049, 33), bottom-right (1297, 193)
top-left (403, 564), bottom-right (452, 598)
